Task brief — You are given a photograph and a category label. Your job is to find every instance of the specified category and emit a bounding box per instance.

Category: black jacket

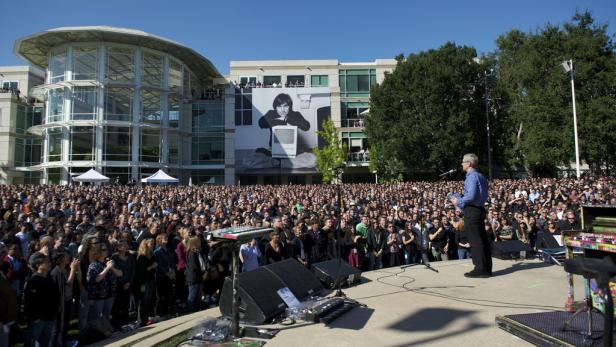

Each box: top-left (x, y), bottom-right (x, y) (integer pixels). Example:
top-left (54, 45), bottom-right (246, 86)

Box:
top-left (24, 273), bottom-right (59, 321)
top-left (185, 250), bottom-right (204, 285)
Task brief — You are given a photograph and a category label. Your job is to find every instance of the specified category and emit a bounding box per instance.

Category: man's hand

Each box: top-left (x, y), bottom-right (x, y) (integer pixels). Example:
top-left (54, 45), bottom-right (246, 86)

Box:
top-left (451, 197), bottom-right (458, 206)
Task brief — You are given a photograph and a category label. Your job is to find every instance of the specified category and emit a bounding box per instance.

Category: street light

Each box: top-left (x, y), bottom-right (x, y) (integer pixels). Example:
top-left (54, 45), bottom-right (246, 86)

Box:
top-left (561, 59), bottom-right (581, 179)
top-left (484, 69), bottom-right (494, 181)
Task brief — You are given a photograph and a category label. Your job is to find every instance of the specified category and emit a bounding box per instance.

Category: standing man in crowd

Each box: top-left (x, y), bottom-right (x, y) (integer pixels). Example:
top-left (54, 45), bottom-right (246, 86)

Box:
top-left (450, 153), bottom-right (492, 278)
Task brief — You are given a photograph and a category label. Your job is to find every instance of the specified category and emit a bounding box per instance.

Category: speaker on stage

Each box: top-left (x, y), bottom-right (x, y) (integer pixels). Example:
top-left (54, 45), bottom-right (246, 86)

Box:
top-left (311, 259), bottom-right (362, 289)
top-left (219, 267), bottom-right (288, 324)
top-left (219, 259), bottom-right (325, 324)
top-left (492, 240), bottom-right (533, 260)
top-left (264, 258), bottom-right (324, 300)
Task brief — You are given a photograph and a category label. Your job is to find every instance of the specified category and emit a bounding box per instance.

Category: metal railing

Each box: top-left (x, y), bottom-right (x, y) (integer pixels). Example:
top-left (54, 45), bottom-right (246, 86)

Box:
top-left (341, 118), bottom-right (365, 128)
top-left (346, 152), bottom-right (370, 162)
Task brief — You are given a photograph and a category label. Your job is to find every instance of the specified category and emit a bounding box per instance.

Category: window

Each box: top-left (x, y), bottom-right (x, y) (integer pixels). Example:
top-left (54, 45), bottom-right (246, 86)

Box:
top-left (141, 89), bottom-right (161, 124)
top-left (310, 75), bottom-right (328, 87)
top-left (71, 87), bottom-right (97, 120)
top-left (16, 105), bottom-right (26, 134)
top-left (168, 60), bottom-right (183, 94)
top-left (106, 47), bottom-right (134, 82)
top-left (263, 76), bottom-right (281, 86)
top-left (287, 75), bottom-right (305, 86)
top-left (191, 136), bottom-right (224, 164)
top-left (70, 126), bottom-right (95, 161)
top-left (168, 94), bottom-right (180, 128)
top-left (28, 107), bottom-right (43, 128)
top-left (72, 47), bottom-right (97, 80)
top-left (339, 69), bottom-right (377, 97)
top-left (103, 126), bottom-right (131, 161)
top-left (341, 102), bottom-right (369, 127)
top-left (14, 138), bottom-right (24, 167)
top-left (48, 89), bottom-right (65, 123)
top-left (168, 132), bottom-right (179, 164)
top-left (47, 128), bottom-right (63, 162)
top-left (105, 87), bottom-right (133, 121)
top-left (24, 139), bottom-right (42, 166)
top-left (140, 128), bottom-right (160, 162)
top-left (1, 81), bottom-right (18, 91)
top-left (193, 103), bottom-right (224, 132)
top-left (142, 52), bottom-right (163, 87)
top-left (49, 49), bottom-right (66, 83)
top-left (239, 76), bottom-right (256, 86)
top-left (234, 89), bottom-right (252, 126)
top-left (47, 168), bottom-right (62, 185)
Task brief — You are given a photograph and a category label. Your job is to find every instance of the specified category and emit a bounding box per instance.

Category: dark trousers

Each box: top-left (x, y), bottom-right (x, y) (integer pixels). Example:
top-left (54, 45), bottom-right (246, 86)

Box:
top-left (136, 281), bottom-right (156, 324)
top-left (156, 276), bottom-right (173, 316)
top-left (112, 286), bottom-right (131, 327)
top-left (464, 205), bottom-right (492, 274)
top-left (175, 269), bottom-right (187, 303)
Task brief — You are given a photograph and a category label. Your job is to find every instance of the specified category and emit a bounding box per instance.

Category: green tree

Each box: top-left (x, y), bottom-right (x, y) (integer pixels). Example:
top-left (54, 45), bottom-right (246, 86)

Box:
top-left (314, 119), bottom-right (346, 183)
top-left (368, 145), bottom-right (405, 182)
top-left (366, 43), bottom-right (488, 179)
top-left (496, 11), bottom-right (616, 175)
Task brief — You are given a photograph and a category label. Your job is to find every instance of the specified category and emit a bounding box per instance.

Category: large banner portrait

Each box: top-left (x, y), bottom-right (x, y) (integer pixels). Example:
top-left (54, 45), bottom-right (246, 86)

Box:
top-left (235, 87), bottom-right (331, 173)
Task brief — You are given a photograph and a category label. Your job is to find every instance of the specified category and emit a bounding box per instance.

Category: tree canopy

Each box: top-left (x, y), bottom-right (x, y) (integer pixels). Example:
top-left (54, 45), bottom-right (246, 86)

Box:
top-left (366, 42), bottom-right (488, 180)
top-left (366, 11), bottom-right (616, 179)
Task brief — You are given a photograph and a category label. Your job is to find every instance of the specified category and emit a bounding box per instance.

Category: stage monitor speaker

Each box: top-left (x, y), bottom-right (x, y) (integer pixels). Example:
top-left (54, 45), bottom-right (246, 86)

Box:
top-left (264, 258), bottom-right (324, 300)
top-left (312, 259), bottom-right (362, 289)
top-left (492, 240), bottom-right (533, 260)
top-left (219, 267), bottom-right (288, 324)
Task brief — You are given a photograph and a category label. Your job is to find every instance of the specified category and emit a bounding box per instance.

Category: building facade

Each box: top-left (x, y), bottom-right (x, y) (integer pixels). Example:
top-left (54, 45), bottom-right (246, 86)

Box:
top-left (7, 26), bottom-right (396, 185)
top-left (228, 59), bottom-right (395, 184)
top-left (13, 26), bottom-right (232, 185)
top-left (0, 66), bottom-right (45, 184)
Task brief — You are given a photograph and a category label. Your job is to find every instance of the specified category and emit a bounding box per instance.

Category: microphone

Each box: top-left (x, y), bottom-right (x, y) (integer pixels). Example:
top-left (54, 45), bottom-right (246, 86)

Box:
top-left (439, 169), bottom-right (456, 177)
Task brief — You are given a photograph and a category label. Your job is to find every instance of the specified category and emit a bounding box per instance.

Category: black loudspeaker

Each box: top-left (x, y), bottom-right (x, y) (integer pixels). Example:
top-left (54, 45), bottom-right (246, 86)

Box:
top-left (492, 240), bottom-right (533, 260)
top-left (264, 258), bottom-right (324, 300)
top-left (219, 267), bottom-right (288, 324)
top-left (312, 259), bottom-right (362, 289)
top-left (219, 259), bottom-right (325, 324)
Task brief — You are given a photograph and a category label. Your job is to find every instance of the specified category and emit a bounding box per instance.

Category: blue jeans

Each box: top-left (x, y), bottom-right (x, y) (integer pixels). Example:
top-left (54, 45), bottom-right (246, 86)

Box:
top-left (367, 252), bottom-right (383, 270)
top-left (78, 292), bottom-right (89, 332)
top-left (26, 319), bottom-right (54, 347)
top-left (89, 299), bottom-right (105, 322)
top-left (187, 283), bottom-right (202, 312)
top-left (458, 248), bottom-right (471, 260)
top-left (0, 323), bottom-right (10, 347)
top-left (103, 297), bottom-right (115, 320)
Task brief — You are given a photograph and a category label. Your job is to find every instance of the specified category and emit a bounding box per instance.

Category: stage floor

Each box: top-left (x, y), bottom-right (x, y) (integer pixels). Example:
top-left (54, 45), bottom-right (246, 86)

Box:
top-left (98, 258), bottom-right (586, 347)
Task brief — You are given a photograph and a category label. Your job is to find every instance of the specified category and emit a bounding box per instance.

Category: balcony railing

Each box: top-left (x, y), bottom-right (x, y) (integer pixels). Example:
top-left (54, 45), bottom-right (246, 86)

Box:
top-left (346, 151), bottom-right (370, 163)
top-left (341, 118), bottom-right (365, 128)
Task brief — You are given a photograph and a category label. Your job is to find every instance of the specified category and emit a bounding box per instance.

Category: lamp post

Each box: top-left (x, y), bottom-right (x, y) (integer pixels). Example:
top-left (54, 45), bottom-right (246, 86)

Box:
top-left (561, 59), bottom-right (581, 179)
top-left (484, 69), bottom-right (494, 181)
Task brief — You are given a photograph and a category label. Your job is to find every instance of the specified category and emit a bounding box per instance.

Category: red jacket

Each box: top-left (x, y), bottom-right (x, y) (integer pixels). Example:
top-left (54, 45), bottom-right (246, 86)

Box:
top-left (2, 255), bottom-right (28, 281)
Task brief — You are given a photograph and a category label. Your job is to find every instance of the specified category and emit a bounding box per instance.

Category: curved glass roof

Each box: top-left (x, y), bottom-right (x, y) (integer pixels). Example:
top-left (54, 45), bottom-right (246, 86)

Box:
top-left (13, 26), bottom-right (222, 80)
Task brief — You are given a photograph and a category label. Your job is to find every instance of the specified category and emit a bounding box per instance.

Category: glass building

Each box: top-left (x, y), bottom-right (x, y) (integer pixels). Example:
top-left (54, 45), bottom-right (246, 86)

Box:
top-left (14, 26), bottom-right (231, 184)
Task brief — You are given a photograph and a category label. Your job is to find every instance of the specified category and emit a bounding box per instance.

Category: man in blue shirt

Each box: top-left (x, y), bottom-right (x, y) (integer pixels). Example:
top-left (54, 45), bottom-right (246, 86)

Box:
top-left (451, 153), bottom-right (492, 278)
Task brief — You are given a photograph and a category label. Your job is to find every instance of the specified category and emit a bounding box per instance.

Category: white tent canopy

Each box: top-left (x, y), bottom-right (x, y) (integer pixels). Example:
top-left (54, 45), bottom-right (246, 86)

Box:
top-left (72, 169), bottom-right (110, 183)
top-left (141, 170), bottom-right (179, 184)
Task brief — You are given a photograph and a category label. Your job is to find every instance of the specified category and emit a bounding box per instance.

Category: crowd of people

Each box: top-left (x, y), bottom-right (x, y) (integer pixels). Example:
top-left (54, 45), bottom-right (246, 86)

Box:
top-left (0, 176), bottom-right (615, 346)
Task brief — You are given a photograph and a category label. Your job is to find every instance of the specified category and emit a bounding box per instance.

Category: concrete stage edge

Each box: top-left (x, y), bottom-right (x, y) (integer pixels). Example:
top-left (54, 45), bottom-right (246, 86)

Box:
top-left (94, 258), bottom-right (585, 347)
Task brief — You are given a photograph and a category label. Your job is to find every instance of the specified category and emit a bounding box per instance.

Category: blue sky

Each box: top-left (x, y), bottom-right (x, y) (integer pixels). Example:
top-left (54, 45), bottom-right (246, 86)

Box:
top-left (1, 0), bottom-right (614, 75)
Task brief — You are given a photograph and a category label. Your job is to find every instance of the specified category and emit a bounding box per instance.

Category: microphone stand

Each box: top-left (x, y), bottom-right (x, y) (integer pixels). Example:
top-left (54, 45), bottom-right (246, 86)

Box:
top-left (401, 197), bottom-right (439, 273)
